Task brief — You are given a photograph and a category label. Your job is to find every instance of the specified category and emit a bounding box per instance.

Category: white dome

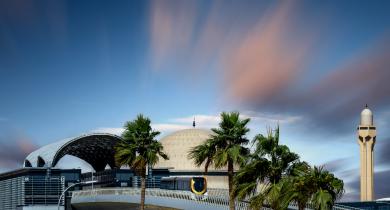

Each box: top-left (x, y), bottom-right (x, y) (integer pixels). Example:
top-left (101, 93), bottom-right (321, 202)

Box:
top-left (155, 129), bottom-right (213, 171)
top-left (360, 106), bottom-right (373, 126)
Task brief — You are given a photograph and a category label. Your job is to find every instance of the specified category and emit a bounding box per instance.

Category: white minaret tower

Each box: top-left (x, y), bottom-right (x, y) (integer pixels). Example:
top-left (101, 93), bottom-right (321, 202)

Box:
top-left (357, 104), bottom-right (376, 201)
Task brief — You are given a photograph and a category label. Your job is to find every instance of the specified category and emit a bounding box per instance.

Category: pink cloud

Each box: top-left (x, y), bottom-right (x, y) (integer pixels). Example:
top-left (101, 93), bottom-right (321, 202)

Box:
top-left (149, 0), bottom-right (197, 70)
top-left (0, 135), bottom-right (38, 170)
top-left (148, 1), bottom-right (390, 123)
top-left (222, 1), bottom-right (315, 104)
top-left (148, 1), bottom-right (316, 95)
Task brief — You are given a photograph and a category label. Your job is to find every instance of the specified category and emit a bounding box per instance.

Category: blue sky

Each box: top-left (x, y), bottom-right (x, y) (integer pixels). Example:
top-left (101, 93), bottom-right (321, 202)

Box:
top-left (0, 0), bottom-right (389, 200)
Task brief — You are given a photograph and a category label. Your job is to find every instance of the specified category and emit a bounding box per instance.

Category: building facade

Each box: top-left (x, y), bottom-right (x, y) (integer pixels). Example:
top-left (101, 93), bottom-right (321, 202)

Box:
top-left (0, 168), bottom-right (80, 210)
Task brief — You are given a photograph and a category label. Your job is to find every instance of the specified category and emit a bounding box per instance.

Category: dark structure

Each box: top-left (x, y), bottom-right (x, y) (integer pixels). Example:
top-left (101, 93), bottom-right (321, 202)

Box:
top-left (80, 168), bottom-right (171, 189)
top-left (160, 177), bottom-right (207, 195)
top-left (336, 201), bottom-right (390, 210)
top-left (52, 135), bottom-right (120, 171)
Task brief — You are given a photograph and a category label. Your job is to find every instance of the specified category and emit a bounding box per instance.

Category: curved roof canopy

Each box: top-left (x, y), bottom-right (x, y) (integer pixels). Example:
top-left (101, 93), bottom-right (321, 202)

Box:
top-left (24, 133), bottom-right (122, 172)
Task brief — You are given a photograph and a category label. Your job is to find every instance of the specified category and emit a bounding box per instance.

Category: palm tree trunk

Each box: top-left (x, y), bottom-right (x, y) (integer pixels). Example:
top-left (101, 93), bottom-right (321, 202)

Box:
top-left (228, 160), bottom-right (235, 210)
top-left (298, 202), bottom-right (306, 210)
top-left (140, 167), bottom-right (146, 210)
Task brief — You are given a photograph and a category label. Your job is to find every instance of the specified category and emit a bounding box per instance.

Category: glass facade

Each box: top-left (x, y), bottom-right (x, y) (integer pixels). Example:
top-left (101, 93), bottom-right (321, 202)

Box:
top-left (24, 175), bottom-right (64, 206)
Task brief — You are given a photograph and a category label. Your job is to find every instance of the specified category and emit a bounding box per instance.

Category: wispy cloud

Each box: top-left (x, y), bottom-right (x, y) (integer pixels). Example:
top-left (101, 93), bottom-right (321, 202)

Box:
top-left (0, 133), bottom-right (38, 170)
top-left (323, 157), bottom-right (354, 173)
top-left (242, 111), bottom-right (302, 124)
top-left (92, 111), bottom-right (300, 138)
top-left (148, 0), bottom-right (390, 136)
top-left (345, 169), bottom-right (390, 201)
top-left (172, 115), bottom-right (219, 127)
top-left (150, 0), bottom-right (198, 70)
top-left (172, 111), bottom-right (301, 129)
top-left (91, 127), bottom-right (125, 136)
top-left (91, 123), bottom-right (190, 137)
top-left (223, 1), bottom-right (315, 104)
top-left (152, 123), bottom-right (190, 132)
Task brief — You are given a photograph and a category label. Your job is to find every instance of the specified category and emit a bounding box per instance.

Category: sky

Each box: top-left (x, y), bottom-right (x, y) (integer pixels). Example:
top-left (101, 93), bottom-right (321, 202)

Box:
top-left (0, 0), bottom-right (389, 201)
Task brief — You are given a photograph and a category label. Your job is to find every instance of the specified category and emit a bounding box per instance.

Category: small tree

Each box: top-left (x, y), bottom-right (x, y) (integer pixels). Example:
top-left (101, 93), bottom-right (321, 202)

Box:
top-left (115, 114), bottom-right (168, 210)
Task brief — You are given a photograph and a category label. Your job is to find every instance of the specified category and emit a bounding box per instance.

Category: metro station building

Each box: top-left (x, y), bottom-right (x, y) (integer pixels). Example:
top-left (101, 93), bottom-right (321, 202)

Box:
top-left (0, 129), bottom-right (229, 210)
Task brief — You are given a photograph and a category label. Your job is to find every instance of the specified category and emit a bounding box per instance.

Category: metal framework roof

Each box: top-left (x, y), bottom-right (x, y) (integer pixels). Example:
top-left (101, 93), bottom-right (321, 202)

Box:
top-left (24, 133), bottom-right (122, 171)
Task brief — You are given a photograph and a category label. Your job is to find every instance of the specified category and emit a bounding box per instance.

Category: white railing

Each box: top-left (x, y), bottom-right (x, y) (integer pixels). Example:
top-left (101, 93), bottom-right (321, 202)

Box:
top-left (288, 201), bottom-right (315, 210)
top-left (72, 187), bottom-right (250, 210)
top-left (74, 188), bottom-right (359, 210)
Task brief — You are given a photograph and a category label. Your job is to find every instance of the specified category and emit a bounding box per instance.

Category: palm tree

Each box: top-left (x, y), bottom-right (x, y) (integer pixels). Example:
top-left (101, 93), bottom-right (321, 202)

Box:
top-left (115, 114), bottom-right (169, 210)
top-left (253, 127), bottom-right (300, 183)
top-left (289, 163), bottom-right (313, 210)
top-left (249, 179), bottom-right (295, 210)
top-left (188, 139), bottom-right (217, 175)
top-left (287, 165), bottom-right (344, 210)
top-left (189, 111), bottom-right (250, 210)
top-left (234, 126), bottom-right (344, 210)
top-left (234, 127), bottom-right (300, 205)
top-left (307, 166), bottom-right (344, 210)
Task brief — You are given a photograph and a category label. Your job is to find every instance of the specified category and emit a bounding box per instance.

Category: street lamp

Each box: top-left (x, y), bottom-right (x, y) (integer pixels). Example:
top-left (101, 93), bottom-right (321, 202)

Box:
top-left (57, 180), bottom-right (97, 210)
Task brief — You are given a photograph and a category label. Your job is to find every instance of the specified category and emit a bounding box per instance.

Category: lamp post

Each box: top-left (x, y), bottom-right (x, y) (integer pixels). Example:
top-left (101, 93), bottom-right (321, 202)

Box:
top-left (57, 180), bottom-right (97, 210)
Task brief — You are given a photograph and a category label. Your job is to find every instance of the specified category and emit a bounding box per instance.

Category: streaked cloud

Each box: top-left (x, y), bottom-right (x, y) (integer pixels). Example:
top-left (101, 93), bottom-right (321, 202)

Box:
top-left (91, 127), bottom-right (125, 136)
top-left (92, 111), bottom-right (300, 139)
top-left (150, 0), bottom-right (197, 70)
top-left (323, 157), bottom-right (354, 173)
top-left (152, 123), bottom-right (190, 133)
top-left (222, 1), bottom-right (314, 104)
top-left (91, 124), bottom-right (190, 137)
top-left (376, 138), bottom-right (390, 169)
top-left (0, 133), bottom-right (38, 171)
top-left (172, 115), bottom-right (219, 127)
top-left (148, 0), bottom-right (390, 135)
top-left (346, 169), bottom-right (390, 201)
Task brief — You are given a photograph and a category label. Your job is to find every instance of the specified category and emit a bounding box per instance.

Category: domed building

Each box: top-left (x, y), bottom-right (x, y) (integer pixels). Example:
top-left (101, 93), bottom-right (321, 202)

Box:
top-left (155, 129), bottom-right (229, 189)
top-left (156, 129), bottom-right (211, 171)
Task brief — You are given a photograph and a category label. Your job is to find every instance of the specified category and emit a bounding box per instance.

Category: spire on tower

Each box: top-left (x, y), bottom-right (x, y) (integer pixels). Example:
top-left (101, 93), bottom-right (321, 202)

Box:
top-left (193, 117), bottom-right (196, 128)
top-left (365, 104), bottom-right (368, 108)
